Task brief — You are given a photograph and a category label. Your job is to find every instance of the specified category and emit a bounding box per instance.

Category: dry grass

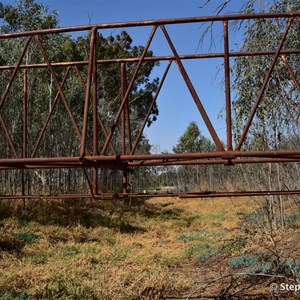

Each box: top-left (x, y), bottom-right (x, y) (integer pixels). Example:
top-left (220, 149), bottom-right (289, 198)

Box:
top-left (1, 195), bottom-right (297, 299)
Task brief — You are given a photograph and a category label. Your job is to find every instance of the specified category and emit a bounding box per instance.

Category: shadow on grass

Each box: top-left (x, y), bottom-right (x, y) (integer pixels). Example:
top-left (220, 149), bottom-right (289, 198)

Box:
top-left (0, 197), bottom-right (183, 233)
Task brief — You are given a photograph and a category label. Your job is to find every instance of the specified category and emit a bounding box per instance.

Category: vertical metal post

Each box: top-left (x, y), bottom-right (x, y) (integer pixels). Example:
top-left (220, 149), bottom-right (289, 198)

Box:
top-left (121, 63), bottom-right (128, 193)
top-left (22, 69), bottom-right (28, 206)
top-left (223, 21), bottom-right (233, 151)
top-left (81, 28), bottom-right (97, 157)
top-left (23, 69), bottom-right (28, 159)
top-left (121, 63), bottom-right (126, 156)
top-left (92, 29), bottom-right (98, 195)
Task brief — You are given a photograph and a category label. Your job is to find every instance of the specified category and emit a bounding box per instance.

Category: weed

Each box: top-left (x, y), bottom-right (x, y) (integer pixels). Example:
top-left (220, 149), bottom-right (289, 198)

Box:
top-left (178, 234), bottom-right (202, 242)
top-left (232, 235), bottom-right (248, 252)
top-left (158, 208), bottom-right (182, 220)
top-left (185, 244), bottom-right (210, 256)
top-left (35, 277), bottom-right (97, 300)
top-left (286, 213), bottom-right (300, 228)
top-left (23, 254), bottom-right (48, 265)
top-left (197, 252), bottom-right (215, 260)
top-left (13, 232), bottom-right (40, 245)
top-left (60, 245), bottom-right (81, 258)
top-left (197, 228), bottom-right (223, 237)
top-left (108, 247), bottom-right (130, 264)
top-left (241, 212), bottom-right (264, 224)
top-left (178, 229), bottom-right (223, 245)
top-left (196, 235), bottom-right (247, 262)
top-left (228, 253), bottom-right (278, 275)
top-left (281, 259), bottom-right (300, 277)
top-left (229, 253), bottom-right (267, 269)
top-left (0, 289), bottom-right (30, 299)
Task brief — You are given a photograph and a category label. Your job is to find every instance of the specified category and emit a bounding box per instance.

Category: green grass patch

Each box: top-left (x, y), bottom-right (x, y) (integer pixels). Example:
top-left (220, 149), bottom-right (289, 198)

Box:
top-left (13, 232), bottom-right (40, 244)
top-left (0, 196), bottom-right (256, 299)
top-left (158, 209), bottom-right (182, 220)
top-left (0, 289), bottom-right (30, 300)
top-left (59, 245), bottom-right (81, 258)
top-left (286, 213), bottom-right (300, 228)
top-left (23, 254), bottom-right (48, 265)
top-left (185, 244), bottom-right (211, 257)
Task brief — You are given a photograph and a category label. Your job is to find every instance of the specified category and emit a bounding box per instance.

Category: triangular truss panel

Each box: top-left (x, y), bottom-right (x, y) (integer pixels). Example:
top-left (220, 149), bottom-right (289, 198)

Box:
top-left (0, 12), bottom-right (299, 199)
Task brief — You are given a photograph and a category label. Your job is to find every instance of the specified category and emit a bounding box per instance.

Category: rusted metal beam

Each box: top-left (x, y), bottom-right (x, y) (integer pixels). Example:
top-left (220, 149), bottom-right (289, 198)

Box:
top-left (0, 36), bottom-right (32, 110)
top-left (0, 49), bottom-right (299, 71)
top-left (23, 69), bottom-right (28, 158)
top-left (74, 66), bottom-right (117, 155)
top-left (81, 27), bottom-right (97, 157)
top-left (223, 21), bottom-right (232, 151)
top-left (281, 55), bottom-right (300, 91)
top-left (0, 115), bottom-right (18, 158)
top-left (1, 150), bottom-right (300, 167)
top-left (0, 12), bottom-right (298, 39)
top-left (2, 189), bottom-right (300, 200)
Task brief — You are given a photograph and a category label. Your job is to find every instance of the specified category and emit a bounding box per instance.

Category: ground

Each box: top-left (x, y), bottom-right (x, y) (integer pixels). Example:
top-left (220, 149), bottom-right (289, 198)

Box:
top-left (0, 195), bottom-right (300, 299)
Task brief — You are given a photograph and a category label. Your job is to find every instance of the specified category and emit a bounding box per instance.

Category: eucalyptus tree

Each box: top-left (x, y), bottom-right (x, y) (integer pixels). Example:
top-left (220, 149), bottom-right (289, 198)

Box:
top-left (172, 121), bottom-right (217, 191)
top-left (200, 0), bottom-right (300, 229)
top-left (0, 0), bottom-right (160, 194)
top-left (231, 0), bottom-right (299, 229)
top-left (231, 0), bottom-right (300, 150)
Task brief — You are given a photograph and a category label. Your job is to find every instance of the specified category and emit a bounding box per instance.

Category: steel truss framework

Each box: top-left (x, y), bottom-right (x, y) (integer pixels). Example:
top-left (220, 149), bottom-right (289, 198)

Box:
top-left (0, 12), bottom-right (300, 199)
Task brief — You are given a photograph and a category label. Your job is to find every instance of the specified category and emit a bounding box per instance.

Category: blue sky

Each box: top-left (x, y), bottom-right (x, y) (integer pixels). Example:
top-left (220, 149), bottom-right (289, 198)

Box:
top-left (6, 0), bottom-right (245, 152)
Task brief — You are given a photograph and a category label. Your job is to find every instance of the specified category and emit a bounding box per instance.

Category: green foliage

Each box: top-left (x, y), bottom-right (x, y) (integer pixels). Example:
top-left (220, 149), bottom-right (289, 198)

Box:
top-left (158, 209), bottom-right (181, 220)
top-left (173, 121), bottom-right (215, 153)
top-left (229, 253), bottom-right (267, 269)
top-left (35, 276), bottom-right (98, 300)
top-left (24, 254), bottom-right (48, 265)
top-left (229, 254), bottom-right (300, 277)
top-left (178, 229), bottom-right (223, 243)
top-left (232, 0), bottom-right (300, 150)
top-left (0, 0), bottom-right (58, 32)
top-left (0, 289), bottom-right (30, 300)
top-left (13, 232), bottom-right (40, 244)
top-left (60, 245), bottom-right (81, 258)
top-left (185, 243), bottom-right (210, 256)
top-left (286, 213), bottom-right (300, 224)
top-left (196, 235), bottom-right (248, 261)
top-left (0, 0), bottom-right (160, 194)
top-left (178, 235), bottom-right (201, 242)
top-left (108, 247), bottom-right (130, 264)
top-left (281, 259), bottom-right (300, 277)
top-left (169, 121), bottom-right (221, 191)
top-left (228, 253), bottom-right (288, 275)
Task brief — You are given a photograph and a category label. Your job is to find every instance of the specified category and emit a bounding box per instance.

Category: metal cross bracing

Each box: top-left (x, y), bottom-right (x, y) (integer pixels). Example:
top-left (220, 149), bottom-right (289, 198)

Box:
top-left (0, 12), bottom-right (299, 200)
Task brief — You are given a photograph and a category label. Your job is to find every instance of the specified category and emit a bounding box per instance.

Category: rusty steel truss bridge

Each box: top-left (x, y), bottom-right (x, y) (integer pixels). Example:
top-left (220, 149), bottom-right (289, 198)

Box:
top-left (0, 12), bottom-right (299, 200)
